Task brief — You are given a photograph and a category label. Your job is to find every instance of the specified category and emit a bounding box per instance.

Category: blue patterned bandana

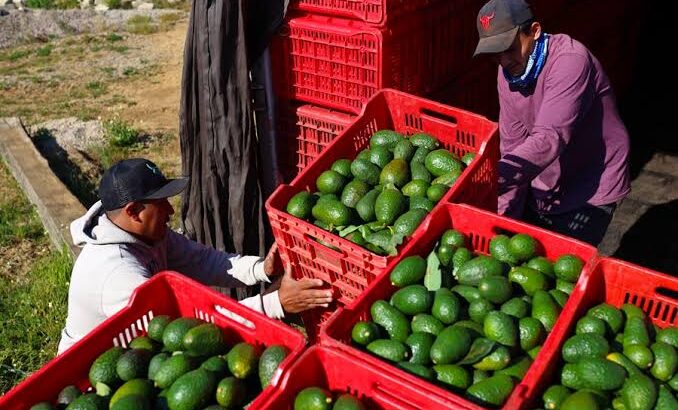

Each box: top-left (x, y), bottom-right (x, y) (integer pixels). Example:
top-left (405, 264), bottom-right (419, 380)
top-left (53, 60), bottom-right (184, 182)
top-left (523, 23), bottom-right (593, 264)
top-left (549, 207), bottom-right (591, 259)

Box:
top-left (504, 32), bottom-right (549, 90)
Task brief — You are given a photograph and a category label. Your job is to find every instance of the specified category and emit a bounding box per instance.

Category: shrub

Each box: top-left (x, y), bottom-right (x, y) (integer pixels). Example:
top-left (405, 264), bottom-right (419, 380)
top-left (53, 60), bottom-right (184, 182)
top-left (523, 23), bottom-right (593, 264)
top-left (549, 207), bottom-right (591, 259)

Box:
top-left (105, 119), bottom-right (138, 147)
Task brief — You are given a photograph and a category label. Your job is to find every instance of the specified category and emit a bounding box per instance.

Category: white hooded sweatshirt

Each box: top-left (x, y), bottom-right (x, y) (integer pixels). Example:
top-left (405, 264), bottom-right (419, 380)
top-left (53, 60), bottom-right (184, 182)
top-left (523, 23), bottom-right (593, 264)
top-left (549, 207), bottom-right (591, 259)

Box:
top-left (57, 201), bottom-right (284, 354)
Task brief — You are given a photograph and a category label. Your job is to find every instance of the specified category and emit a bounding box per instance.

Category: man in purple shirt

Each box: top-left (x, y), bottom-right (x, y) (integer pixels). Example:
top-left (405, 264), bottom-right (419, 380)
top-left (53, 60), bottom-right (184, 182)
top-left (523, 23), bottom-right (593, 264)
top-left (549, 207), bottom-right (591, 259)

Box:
top-left (473, 0), bottom-right (630, 246)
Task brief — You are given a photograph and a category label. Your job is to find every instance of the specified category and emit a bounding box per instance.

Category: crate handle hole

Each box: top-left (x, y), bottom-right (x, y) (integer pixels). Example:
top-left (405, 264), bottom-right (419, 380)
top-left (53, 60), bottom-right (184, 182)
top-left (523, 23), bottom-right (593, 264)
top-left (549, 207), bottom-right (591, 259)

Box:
top-left (304, 234), bottom-right (346, 258)
top-left (421, 108), bottom-right (458, 127)
top-left (214, 304), bottom-right (255, 329)
top-left (656, 287), bottom-right (678, 302)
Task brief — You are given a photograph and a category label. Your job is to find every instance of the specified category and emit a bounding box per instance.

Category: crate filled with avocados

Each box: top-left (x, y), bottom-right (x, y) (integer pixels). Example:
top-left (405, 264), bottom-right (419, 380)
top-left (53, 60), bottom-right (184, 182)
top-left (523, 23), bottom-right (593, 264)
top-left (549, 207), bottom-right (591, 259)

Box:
top-left (522, 257), bottom-right (678, 410)
top-left (287, 129), bottom-right (475, 256)
top-left (320, 203), bottom-right (598, 409)
top-left (266, 90), bottom-right (499, 322)
top-left (258, 345), bottom-right (447, 409)
top-left (1, 272), bottom-right (306, 410)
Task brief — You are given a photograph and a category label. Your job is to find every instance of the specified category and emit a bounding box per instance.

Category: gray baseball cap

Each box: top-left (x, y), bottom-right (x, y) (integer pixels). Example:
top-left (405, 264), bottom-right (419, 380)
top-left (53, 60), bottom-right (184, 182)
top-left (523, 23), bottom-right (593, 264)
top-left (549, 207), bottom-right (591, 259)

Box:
top-left (473, 0), bottom-right (533, 56)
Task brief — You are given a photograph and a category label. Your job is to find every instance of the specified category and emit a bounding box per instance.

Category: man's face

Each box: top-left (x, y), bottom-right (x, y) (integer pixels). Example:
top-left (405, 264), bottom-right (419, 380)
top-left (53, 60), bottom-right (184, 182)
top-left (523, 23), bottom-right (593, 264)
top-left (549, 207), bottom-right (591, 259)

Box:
top-left (495, 23), bottom-right (540, 77)
top-left (136, 198), bottom-right (174, 242)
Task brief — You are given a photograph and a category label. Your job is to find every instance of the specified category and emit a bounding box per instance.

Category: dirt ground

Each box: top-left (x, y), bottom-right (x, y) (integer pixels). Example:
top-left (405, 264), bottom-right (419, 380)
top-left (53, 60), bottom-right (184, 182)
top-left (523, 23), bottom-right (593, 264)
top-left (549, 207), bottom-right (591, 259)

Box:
top-left (0, 11), bottom-right (188, 270)
top-left (0, 11), bottom-right (187, 170)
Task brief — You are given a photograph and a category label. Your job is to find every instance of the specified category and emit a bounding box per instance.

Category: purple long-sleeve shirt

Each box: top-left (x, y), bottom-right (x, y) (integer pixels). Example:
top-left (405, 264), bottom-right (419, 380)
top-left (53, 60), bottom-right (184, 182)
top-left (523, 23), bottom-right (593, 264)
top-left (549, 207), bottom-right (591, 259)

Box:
top-left (497, 34), bottom-right (630, 217)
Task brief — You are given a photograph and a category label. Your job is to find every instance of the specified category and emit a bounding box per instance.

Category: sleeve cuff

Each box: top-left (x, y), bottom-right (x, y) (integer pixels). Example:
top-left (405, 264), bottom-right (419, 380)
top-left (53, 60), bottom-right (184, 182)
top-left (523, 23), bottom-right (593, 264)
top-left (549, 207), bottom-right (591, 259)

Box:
top-left (253, 260), bottom-right (271, 284)
top-left (262, 291), bottom-right (285, 320)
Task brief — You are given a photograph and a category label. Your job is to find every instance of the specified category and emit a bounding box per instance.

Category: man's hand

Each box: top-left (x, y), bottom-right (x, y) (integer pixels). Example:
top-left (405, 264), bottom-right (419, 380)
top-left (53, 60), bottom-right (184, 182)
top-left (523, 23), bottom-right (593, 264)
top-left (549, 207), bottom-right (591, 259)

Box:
top-left (278, 264), bottom-right (332, 314)
top-left (263, 243), bottom-right (284, 277)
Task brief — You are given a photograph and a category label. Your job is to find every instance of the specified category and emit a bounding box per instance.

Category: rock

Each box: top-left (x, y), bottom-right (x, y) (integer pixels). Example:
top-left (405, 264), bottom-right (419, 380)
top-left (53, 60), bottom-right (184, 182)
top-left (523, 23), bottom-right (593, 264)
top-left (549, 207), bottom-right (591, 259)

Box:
top-left (28, 118), bottom-right (106, 152)
top-left (94, 3), bottom-right (108, 10)
top-left (136, 1), bottom-right (152, 9)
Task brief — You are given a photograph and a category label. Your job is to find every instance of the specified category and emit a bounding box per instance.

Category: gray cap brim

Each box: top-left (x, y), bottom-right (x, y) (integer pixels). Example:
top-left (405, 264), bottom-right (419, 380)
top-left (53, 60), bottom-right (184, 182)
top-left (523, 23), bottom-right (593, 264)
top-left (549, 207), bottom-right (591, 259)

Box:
top-left (473, 26), bottom-right (519, 56)
top-left (144, 177), bottom-right (188, 200)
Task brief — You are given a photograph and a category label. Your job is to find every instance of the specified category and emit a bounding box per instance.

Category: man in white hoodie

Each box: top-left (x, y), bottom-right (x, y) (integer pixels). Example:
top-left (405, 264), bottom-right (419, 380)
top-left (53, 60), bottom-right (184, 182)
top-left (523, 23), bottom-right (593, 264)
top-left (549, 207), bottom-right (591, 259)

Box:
top-left (58, 158), bottom-right (332, 354)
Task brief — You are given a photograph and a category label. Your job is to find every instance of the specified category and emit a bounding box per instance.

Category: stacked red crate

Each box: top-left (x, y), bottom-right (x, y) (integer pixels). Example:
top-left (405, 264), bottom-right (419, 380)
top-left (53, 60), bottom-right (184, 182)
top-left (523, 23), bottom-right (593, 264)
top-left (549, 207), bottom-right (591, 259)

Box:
top-left (272, 0), bottom-right (483, 178)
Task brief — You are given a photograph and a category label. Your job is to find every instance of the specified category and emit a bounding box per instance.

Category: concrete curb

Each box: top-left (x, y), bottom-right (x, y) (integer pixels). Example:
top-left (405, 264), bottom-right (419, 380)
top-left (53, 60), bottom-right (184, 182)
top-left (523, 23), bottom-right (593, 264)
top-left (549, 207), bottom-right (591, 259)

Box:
top-left (0, 117), bottom-right (85, 258)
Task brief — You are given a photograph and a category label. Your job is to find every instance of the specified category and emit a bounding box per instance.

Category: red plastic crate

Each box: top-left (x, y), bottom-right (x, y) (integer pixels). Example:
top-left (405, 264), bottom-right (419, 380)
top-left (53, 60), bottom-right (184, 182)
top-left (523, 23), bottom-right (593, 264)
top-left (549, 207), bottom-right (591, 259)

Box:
top-left (289, 0), bottom-right (442, 27)
top-left (0, 272), bottom-right (306, 409)
top-left (504, 257), bottom-right (678, 409)
top-left (257, 345), bottom-right (467, 409)
top-left (266, 89), bottom-right (499, 341)
top-left (320, 203), bottom-right (598, 410)
top-left (271, 2), bottom-right (478, 114)
top-left (278, 104), bottom-right (356, 174)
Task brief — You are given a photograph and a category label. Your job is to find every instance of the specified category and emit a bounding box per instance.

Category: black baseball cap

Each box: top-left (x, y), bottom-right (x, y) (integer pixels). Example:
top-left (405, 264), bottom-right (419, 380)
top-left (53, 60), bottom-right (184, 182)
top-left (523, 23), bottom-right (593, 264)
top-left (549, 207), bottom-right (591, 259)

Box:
top-left (99, 158), bottom-right (188, 211)
top-left (473, 0), bottom-right (533, 56)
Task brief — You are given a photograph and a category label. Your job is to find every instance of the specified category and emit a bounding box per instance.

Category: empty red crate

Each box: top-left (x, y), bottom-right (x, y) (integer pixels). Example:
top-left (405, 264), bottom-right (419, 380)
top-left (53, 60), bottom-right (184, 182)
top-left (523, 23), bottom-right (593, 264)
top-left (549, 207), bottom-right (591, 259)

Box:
top-left (257, 345), bottom-right (466, 409)
top-left (266, 89), bottom-right (499, 341)
top-left (278, 104), bottom-right (356, 174)
top-left (320, 203), bottom-right (598, 410)
top-left (0, 272), bottom-right (306, 409)
top-left (271, 2), bottom-right (479, 114)
top-left (504, 257), bottom-right (678, 409)
top-left (289, 0), bottom-right (442, 27)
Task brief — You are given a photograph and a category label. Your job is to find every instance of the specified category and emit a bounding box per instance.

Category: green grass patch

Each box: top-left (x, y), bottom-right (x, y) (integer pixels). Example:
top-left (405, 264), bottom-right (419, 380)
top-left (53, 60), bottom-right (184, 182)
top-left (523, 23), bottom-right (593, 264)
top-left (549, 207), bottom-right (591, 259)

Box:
top-left (0, 160), bottom-right (70, 394)
top-left (100, 66), bottom-right (116, 76)
top-left (122, 66), bottom-right (138, 76)
top-left (105, 118), bottom-right (138, 147)
top-left (106, 33), bottom-right (124, 42)
top-left (108, 45), bottom-right (129, 54)
top-left (36, 45), bottom-right (53, 57)
top-left (105, 0), bottom-right (122, 8)
top-left (86, 81), bottom-right (107, 97)
top-left (0, 201), bottom-right (44, 247)
top-left (8, 50), bottom-right (31, 62)
top-left (55, 0), bottom-right (79, 8)
top-left (0, 249), bottom-right (72, 394)
top-left (25, 0), bottom-right (55, 8)
top-left (93, 143), bottom-right (132, 169)
top-left (127, 15), bottom-right (157, 35)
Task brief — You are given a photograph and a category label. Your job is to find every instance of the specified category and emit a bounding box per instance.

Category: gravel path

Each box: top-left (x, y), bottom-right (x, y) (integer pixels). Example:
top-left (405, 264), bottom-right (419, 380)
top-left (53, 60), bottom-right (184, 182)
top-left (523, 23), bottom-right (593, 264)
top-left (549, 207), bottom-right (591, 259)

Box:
top-left (0, 8), bottom-right (182, 49)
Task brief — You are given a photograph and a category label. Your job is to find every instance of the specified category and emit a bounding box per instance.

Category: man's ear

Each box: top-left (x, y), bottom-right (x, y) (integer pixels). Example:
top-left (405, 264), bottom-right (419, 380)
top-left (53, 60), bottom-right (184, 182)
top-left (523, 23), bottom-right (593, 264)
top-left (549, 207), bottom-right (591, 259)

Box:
top-left (531, 22), bottom-right (542, 40)
top-left (123, 202), bottom-right (144, 222)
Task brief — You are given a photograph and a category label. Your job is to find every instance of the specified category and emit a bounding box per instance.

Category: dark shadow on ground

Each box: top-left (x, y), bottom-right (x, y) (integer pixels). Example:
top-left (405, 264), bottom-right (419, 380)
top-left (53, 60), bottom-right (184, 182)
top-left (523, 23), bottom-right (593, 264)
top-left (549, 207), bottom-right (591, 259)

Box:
top-left (613, 199), bottom-right (678, 275)
top-left (31, 128), bottom-right (100, 207)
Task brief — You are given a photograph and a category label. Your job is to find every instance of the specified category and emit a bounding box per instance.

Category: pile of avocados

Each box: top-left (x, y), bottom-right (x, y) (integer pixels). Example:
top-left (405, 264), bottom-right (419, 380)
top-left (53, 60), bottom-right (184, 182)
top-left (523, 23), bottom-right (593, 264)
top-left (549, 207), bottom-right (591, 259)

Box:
top-left (30, 315), bottom-right (289, 410)
top-left (349, 228), bottom-right (585, 407)
top-left (286, 130), bottom-right (475, 256)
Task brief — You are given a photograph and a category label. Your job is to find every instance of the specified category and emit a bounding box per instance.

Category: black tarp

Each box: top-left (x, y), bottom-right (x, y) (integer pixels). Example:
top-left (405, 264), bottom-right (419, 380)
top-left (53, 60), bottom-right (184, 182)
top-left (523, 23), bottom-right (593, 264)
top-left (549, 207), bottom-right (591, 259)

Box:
top-left (179, 0), bottom-right (286, 259)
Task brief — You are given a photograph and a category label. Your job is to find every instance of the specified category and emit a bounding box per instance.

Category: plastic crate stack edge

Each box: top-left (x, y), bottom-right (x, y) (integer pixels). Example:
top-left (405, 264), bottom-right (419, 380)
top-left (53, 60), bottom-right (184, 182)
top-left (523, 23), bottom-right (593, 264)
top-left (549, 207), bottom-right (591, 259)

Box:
top-left (278, 104), bottom-right (356, 175)
top-left (288, 0), bottom-right (445, 27)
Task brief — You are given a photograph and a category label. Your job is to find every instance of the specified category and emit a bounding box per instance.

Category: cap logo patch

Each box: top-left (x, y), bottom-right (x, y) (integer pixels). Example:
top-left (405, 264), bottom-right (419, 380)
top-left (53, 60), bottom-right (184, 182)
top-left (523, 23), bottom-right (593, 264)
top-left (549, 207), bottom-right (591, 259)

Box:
top-left (480, 12), bottom-right (495, 30)
top-left (146, 163), bottom-right (161, 176)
